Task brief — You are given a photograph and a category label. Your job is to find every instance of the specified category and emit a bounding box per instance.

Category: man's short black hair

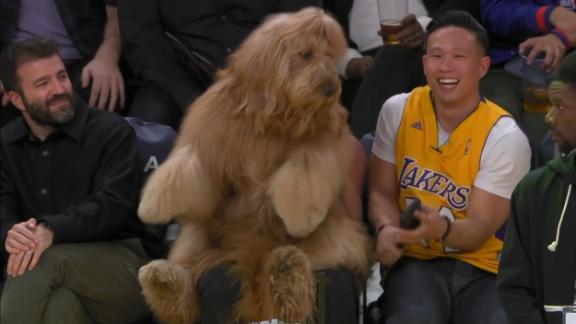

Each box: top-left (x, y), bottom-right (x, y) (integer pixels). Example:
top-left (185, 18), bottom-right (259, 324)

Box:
top-left (424, 11), bottom-right (489, 55)
top-left (0, 37), bottom-right (60, 92)
top-left (554, 50), bottom-right (576, 87)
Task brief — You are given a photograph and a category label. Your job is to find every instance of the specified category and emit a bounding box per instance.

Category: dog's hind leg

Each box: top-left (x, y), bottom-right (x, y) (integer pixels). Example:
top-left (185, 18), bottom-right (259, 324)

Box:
top-left (254, 246), bottom-right (316, 322)
top-left (139, 260), bottom-right (199, 324)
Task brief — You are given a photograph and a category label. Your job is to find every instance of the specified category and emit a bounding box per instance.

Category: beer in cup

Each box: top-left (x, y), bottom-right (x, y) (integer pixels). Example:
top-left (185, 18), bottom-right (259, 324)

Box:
top-left (377, 1), bottom-right (408, 45)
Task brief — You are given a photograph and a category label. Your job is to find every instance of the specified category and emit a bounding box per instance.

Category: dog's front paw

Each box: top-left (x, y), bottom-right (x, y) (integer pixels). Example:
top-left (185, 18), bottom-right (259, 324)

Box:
top-left (138, 146), bottom-right (219, 224)
top-left (138, 192), bottom-right (173, 224)
top-left (265, 246), bottom-right (316, 322)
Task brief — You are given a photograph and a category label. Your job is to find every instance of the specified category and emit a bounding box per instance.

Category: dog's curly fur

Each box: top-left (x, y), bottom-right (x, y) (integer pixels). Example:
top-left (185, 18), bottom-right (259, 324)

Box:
top-left (138, 8), bottom-right (372, 324)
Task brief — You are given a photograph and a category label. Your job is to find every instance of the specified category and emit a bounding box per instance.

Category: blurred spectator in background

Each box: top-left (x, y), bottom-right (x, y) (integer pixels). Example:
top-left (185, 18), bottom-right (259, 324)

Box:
top-left (480, 0), bottom-right (576, 165)
top-left (118, 0), bottom-right (321, 130)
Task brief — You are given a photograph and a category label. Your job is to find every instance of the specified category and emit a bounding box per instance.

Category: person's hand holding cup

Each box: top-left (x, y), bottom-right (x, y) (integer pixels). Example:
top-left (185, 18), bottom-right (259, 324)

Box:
top-left (377, 0), bottom-right (409, 45)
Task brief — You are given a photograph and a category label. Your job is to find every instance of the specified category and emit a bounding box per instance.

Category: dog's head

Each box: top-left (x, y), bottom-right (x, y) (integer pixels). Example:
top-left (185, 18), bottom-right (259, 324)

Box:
top-left (220, 8), bottom-right (348, 139)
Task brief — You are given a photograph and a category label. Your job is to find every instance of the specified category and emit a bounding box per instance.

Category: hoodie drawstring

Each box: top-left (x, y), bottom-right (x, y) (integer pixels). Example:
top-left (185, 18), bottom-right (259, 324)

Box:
top-left (548, 184), bottom-right (573, 252)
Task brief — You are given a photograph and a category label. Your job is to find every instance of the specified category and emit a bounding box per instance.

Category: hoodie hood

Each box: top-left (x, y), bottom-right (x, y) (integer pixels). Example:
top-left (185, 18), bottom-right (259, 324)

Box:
top-left (547, 149), bottom-right (576, 185)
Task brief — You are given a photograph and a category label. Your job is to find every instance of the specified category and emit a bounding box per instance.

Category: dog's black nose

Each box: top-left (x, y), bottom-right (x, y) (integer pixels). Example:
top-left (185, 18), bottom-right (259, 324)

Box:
top-left (324, 83), bottom-right (336, 97)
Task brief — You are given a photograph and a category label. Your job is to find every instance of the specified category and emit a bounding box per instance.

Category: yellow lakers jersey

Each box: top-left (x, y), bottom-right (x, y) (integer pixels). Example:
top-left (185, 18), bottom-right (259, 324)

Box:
top-left (395, 86), bottom-right (510, 274)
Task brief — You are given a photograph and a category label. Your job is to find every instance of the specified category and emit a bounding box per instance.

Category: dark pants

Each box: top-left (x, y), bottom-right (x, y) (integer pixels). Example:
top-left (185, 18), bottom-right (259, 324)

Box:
top-left (127, 83), bottom-right (184, 131)
top-left (0, 240), bottom-right (150, 324)
top-left (377, 257), bottom-right (507, 324)
top-left (350, 45), bottom-right (426, 139)
top-left (198, 265), bottom-right (360, 324)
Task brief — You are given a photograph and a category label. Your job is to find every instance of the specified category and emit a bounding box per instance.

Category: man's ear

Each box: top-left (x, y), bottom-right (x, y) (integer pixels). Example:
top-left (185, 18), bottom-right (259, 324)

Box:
top-left (8, 91), bottom-right (25, 112)
top-left (479, 56), bottom-right (491, 78)
top-left (422, 54), bottom-right (428, 78)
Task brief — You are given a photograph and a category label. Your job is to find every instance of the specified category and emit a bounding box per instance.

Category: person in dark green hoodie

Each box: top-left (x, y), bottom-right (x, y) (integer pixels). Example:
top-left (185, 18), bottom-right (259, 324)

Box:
top-left (498, 50), bottom-right (576, 324)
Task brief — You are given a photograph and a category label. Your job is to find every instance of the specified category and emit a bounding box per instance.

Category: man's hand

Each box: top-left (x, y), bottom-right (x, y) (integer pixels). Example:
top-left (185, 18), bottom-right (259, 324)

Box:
top-left (397, 14), bottom-right (425, 49)
top-left (345, 56), bottom-right (375, 80)
top-left (81, 55), bottom-right (125, 112)
top-left (397, 204), bottom-right (448, 244)
top-left (27, 223), bottom-right (54, 271)
top-left (6, 222), bottom-right (53, 277)
top-left (0, 81), bottom-right (11, 106)
top-left (81, 5), bottom-right (124, 112)
top-left (375, 226), bottom-right (404, 267)
top-left (5, 218), bottom-right (37, 254)
top-left (519, 34), bottom-right (567, 72)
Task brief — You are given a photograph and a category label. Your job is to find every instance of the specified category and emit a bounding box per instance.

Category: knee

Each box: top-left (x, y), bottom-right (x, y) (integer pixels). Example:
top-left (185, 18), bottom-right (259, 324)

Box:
top-left (5, 247), bottom-right (69, 284)
top-left (128, 86), bottom-right (182, 128)
top-left (45, 287), bottom-right (82, 311)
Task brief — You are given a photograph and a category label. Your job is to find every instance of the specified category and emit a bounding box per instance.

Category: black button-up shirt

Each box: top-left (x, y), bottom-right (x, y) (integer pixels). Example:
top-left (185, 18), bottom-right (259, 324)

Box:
top-left (0, 99), bottom-right (162, 265)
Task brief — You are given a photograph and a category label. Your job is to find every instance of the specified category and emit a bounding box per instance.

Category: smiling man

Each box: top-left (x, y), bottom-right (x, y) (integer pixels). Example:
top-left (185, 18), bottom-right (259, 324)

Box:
top-left (0, 37), bottom-right (163, 324)
top-left (498, 50), bottom-right (576, 324)
top-left (369, 11), bottom-right (531, 324)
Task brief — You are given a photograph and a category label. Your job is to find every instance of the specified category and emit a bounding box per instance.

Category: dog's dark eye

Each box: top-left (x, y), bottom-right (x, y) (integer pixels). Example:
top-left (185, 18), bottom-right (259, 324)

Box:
top-left (301, 51), bottom-right (314, 61)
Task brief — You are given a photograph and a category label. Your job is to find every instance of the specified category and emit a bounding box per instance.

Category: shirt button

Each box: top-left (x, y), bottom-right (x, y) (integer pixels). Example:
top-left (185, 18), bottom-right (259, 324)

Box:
top-left (226, 48), bottom-right (232, 53)
top-left (40, 188), bottom-right (48, 195)
top-left (42, 150), bottom-right (50, 157)
top-left (221, 15), bottom-right (227, 21)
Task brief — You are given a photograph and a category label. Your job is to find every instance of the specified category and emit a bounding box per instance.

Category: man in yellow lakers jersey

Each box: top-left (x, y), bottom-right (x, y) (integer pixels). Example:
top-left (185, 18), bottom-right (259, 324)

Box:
top-left (369, 11), bottom-right (531, 324)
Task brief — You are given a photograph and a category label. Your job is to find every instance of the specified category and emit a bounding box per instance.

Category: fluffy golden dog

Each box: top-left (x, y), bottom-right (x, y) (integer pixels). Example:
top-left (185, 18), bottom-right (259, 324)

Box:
top-left (138, 7), bottom-right (371, 324)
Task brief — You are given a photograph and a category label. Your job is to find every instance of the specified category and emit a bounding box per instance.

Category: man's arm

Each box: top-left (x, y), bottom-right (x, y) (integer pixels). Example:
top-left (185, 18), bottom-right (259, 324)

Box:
top-left (1, 148), bottom-right (39, 276)
top-left (36, 120), bottom-right (143, 243)
top-left (81, 5), bottom-right (125, 111)
top-left (480, 0), bottom-right (557, 38)
top-left (0, 156), bottom-right (34, 253)
top-left (402, 186), bottom-right (510, 250)
top-left (341, 138), bottom-right (366, 222)
top-left (549, 6), bottom-right (576, 45)
top-left (497, 185), bottom-right (546, 324)
top-left (369, 156), bottom-right (405, 266)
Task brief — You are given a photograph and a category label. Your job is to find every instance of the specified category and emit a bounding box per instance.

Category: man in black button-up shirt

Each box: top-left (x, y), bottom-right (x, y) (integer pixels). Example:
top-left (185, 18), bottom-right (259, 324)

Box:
top-left (0, 37), bottom-right (161, 323)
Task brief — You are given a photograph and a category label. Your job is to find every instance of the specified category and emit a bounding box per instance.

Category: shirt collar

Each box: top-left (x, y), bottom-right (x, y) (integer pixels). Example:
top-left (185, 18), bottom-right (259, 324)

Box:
top-left (58, 98), bottom-right (88, 143)
top-left (2, 98), bottom-right (88, 143)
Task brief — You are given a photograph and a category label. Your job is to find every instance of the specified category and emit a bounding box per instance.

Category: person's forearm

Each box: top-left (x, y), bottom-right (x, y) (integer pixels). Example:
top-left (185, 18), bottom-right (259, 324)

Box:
top-left (480, 0), bottom-right (552, 37)
top-left (369, 192), bottom-right (400, 230)
top-left (550, 6), bottom-right (576, 44)
top-left (443, 217), bottom-right (495, 251)
top-left (94, 6), bottom-right (121, 63)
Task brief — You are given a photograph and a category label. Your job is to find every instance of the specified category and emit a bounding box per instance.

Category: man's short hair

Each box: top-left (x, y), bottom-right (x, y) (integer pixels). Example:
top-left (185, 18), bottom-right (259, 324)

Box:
top-left (0, 37), bottom-right (60, 92)
top-left (554, 50), bottom-right (576, 87)
top-left (424, 11), bottom-right (489, 55)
